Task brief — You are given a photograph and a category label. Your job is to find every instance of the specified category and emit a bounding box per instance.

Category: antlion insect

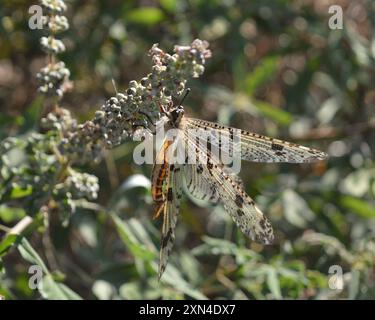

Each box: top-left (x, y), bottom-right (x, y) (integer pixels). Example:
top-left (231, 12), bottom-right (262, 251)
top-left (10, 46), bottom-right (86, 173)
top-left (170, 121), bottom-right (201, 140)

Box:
top-left (151, 89), bottom-right (328, 279)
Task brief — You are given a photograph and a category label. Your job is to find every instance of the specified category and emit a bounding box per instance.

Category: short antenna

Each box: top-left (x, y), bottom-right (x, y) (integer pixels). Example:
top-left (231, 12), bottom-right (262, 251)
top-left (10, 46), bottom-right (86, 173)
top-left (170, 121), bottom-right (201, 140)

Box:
top-left (178, 88), bottom-right (191, 107)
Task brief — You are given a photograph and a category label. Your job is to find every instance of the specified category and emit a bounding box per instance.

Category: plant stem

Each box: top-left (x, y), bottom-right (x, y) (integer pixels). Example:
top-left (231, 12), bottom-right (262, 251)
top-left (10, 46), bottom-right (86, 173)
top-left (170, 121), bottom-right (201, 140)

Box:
top-left (8, 216), bottom-right (33, 235)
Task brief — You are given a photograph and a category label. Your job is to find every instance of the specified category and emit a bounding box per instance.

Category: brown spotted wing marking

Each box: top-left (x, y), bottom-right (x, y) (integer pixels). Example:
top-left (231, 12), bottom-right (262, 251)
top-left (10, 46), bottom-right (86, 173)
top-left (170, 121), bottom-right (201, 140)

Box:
top-left (183, 163), bottom-right (243, 204)
top-left (186, 118), bottom-right (328, 163)
top-left (151, 138), bottom-right (183, 279)
top-left (183, 130), bottom-right (274, 244)
top-left (158, 162), bottom-right (183, 279)
top-left (184, 164), bottom-right (221, 203)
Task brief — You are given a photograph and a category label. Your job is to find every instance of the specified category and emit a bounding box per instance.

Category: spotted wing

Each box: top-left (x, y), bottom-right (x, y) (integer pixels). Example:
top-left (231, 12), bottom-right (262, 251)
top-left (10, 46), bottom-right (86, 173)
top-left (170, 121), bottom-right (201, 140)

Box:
top-left (183, 163), bottom-right (244, 204)
top-left (185, 118), bottom-right (328, 163)
top-left (183, 130), bottom-right (274, 244)
top-left (157, 163), bottom-right (183, 279)
top-left (184, 164), bottom-right (220, 203)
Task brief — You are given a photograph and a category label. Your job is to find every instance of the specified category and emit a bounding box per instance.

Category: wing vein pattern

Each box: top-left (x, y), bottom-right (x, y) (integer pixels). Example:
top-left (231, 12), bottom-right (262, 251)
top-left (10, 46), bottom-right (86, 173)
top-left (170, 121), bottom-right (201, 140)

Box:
top-left (186, 118), bottom-right (327, 163)
top-left (182, 129), bottom-right (274, 244)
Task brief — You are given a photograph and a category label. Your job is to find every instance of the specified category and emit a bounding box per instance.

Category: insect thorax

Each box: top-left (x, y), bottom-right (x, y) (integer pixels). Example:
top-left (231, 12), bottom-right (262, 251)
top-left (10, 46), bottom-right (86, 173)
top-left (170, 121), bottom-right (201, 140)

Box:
top-left (168, 106), bottom-right (184, 128)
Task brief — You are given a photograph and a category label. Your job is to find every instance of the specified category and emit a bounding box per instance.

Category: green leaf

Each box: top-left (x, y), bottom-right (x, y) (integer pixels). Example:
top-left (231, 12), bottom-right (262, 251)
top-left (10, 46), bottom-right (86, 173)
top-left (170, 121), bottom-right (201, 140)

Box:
top-left (282, 189), bottom-right (315, 228)
top-left (348, 270), bottom-right (360, 300)
top-left (40, 274), bottom-right (82, 300)
top-left (192, 236), bottom-right (239, 256)
top-left (266, 267), bottom-right (282, 299)
top-left (0, 234), bottom-right (19, 257)
top-left (192, 236), bottom-right (257, 265)
top-left (108, 174), bottom-right (150, 211)
top-left (158, 262), bottom-right (208, 300)
top-left (120, 174), bottom-right (151, 190)
top-left (10, 184), bottom-right (33, 199)
top-left (317, 97), bottom-right (340, 125)
top-left (17, 238), bottom-right (81, 300)
top-left (126, 8), bottom-right (165, 26)
top-left (128, 218), bottom-right (157, 251)
top-left (17, 238), bottom-right (49, 274)
top-left (179, 251), bottom-right (201, 284)
top-left (0, 205), bottom-right (26, 223)
top-left (111, 214), bottom-right (156, 261)
top-left (160, 0), bottom-right (177, 12)
top-left (340, 168), bottom-right (374, 197)
top-left (119, 282), bottom-right (142, 300)
top-left (252, 100), bottom-right (292, 126)
top-left (340, 196), bottom-right (375, 219)
top-left (245, 56), bottom-right (279, 95)
top-left (346, 26), bottom-right (371, 66)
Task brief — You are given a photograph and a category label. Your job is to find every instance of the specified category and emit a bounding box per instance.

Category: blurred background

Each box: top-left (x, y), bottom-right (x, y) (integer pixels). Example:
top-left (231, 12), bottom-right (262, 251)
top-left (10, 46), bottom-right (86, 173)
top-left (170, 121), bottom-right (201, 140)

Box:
top-left (0, 0), bottom-right (374, 299)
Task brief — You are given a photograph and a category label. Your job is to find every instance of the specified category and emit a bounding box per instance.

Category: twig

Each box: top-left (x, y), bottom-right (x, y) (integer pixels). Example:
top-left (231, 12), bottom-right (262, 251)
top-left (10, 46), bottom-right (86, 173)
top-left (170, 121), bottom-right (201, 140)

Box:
top-left (0, 224), bottom-right (11, 233)
top-left (74, 200), bottom-right (105, 212)
top-left (8, 216), bottom-right (33, 235)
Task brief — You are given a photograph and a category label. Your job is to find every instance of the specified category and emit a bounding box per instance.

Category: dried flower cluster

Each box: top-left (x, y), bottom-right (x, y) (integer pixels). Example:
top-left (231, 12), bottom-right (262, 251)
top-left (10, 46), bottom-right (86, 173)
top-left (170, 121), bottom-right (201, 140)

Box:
top-left (53, 169), bottom-right (99, 224)
top-left (36, 0), bottom-right (70, 97)
top-left (0, 0), bottom-right (98, 223)
top-left (0, 133), bottom-right (100, 223)
top-left (60, 39), bottom-right (212, 163)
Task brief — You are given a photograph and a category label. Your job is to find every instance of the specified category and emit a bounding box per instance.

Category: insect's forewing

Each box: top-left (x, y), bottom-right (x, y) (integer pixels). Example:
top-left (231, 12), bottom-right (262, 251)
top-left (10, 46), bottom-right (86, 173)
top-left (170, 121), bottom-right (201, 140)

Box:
top-left (183, 130), bottom-right (274, 244)
top-left (186, 118), bottom-right (328, 163)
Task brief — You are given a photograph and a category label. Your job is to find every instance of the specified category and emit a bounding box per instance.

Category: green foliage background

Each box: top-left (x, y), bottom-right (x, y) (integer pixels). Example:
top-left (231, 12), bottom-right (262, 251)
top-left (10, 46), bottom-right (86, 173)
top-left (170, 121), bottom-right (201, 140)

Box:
top-left (0, 0), bottom-right (374, 299)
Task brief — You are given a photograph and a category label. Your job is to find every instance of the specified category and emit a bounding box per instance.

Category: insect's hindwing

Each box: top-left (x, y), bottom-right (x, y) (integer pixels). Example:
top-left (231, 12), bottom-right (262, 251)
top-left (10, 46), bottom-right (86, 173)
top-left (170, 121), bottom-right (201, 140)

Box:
top-left (183, 129), bottom-right (274, 244)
